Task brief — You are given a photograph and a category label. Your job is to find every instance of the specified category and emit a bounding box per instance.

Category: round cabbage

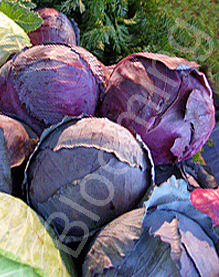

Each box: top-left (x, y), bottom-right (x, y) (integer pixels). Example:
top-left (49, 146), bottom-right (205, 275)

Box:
top-left (0, 114), bottom-right (37, 195)
top-left (97, 52), bottom-right (215, 165)
top-left (83, 177), bottom-right (219, 276)
top-left (28, 8), bottom-right (80, 47)
top-left (25, 116), bottom-right (154, 249)
top-left (0, 44), bottom-right (106, 135)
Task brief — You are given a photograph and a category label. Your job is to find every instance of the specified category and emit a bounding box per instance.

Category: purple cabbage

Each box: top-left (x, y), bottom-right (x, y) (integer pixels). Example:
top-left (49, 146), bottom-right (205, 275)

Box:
top-left (0, 114), bottom-right (37, 168)
top-left (28, 8), bottom-right (80, 47)
top-left (83, 177), bottom-right (219, 277)
top-left (97, 52), bottom-right (215, 165)
top-left (0, 44), bottom-right (106, 135)
top-left (25, 116), bottom-right (154, 248)
top-left (0, 114), bottom-right (37, 194)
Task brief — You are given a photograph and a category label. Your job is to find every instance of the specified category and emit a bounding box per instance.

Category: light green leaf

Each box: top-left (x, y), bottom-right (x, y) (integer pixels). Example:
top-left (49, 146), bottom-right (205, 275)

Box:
top-left (0, 192), bottom-right (77, 277)
top-left (0, 11), bottom-right (31, 66)
top-left (0, 255), bottom-right (40, 277)
top-left (0, 0), bottom-right (43, 33)
top-left (11, 0), bottom-right (36, 10)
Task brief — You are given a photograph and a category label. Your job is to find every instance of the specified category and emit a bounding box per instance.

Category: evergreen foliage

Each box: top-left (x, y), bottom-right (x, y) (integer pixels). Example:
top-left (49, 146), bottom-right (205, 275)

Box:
top-left (32, 0), bottom-right (218, 86)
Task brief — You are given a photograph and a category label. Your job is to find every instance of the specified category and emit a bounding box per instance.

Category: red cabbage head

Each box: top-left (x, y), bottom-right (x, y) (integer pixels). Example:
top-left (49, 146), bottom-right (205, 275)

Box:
top-left (0, 44), bottom-right (106, 135)
top-left (97, 52), bottom-right (215, 165)
top-left (28, 8), bottom-right (80, 47)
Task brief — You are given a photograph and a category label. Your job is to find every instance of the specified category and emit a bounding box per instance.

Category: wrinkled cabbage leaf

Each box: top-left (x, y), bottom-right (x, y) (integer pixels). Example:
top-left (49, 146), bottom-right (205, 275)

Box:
top-left (143, 176), bottom-right (219, 276)
top-left (0, 11), bottom-right (31, 66)
top-left (82, 176), bottom-right (219, 276)
top-left (82, 208), bottom-right (181, 277)
top-left (0, 192), bottom-right (77, 277)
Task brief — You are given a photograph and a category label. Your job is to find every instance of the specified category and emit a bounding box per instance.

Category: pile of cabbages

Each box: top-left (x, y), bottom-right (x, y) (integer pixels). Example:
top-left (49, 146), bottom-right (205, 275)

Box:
top-left (0, 8), bottom-right (218, 277)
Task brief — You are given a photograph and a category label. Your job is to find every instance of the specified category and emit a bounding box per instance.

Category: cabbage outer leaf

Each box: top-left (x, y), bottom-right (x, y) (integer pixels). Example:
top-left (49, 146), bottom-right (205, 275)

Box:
top-left (0, 254), bottom-right (40, 277)
top-left (0, 192), bottom-right (77, 277)
top-left (0, 11), bottom-right (31, 66)
top-left (82, 208), bottom-right (181, 277)
top-left (143, 176), bottom-right (219, 276)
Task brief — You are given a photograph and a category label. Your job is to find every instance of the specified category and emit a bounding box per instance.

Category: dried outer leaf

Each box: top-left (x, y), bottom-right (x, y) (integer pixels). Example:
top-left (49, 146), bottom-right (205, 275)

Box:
top-left (53, 117), bottom-right (147, 168)
top-left (143, 176), bottom-right (219, 277)
top-left (170, 88), bottom-right (215, 161)
top-left (82, 208), bottom-right (181, 277)
top-left (25, 116), bottom-right (154, 245)
top-left (83, 177), bottom-right (219, 277)
top-left (190, 187), bottom-right (219, 226)
top-left (0, 114), bottom-right (37, 168)
top-left (183, 158), bottom-right (218, 189)
top-left (128, 52), bottom-right (199, 70)
top-left (0, 192), bottom-right (77, 277)
top-left (0, 128), bottom-right (12, 194)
